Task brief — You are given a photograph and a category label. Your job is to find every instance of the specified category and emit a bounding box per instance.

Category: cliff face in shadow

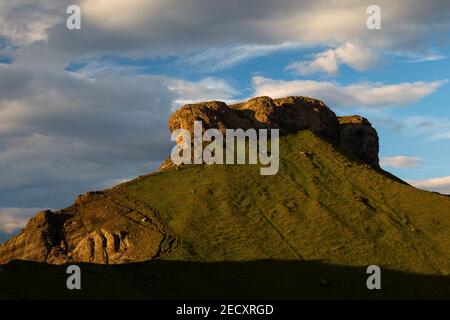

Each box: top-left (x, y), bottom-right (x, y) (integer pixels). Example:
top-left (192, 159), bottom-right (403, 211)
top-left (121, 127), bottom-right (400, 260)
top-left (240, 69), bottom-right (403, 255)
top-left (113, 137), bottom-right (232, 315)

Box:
top-left (0, 259), bottom-right (449, 300)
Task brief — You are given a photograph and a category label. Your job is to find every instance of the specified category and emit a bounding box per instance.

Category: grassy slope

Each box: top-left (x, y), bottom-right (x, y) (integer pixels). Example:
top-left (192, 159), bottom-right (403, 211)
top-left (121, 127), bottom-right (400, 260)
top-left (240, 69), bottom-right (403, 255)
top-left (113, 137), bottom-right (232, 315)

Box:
top-left (116, 130), bottom-right (450, 274)
top-left (1, 130), bottom-right (449, 299)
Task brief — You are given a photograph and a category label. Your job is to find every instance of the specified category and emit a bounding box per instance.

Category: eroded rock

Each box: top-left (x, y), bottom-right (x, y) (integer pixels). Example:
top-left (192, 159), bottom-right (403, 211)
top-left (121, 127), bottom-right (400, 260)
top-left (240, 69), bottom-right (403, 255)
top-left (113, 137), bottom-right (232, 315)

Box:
top-left (0, 192), bottom-right (179, 265)
top-left (161, 96), bottom-right (379, 169)
top-left (338, 115), bottom-right (379, 168)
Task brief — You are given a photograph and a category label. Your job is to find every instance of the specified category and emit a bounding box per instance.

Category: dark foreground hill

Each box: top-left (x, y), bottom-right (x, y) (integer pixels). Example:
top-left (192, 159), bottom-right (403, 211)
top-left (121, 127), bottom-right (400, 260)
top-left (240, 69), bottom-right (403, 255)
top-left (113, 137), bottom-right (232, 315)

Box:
top-left (1, 259), bottom-right (449, 299)
top-left (0, 96), bottom-right (449, 299)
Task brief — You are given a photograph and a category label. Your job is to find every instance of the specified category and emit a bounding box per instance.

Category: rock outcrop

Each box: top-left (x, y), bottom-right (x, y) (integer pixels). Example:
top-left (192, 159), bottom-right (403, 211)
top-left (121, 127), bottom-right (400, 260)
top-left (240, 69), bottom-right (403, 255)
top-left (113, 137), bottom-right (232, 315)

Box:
top-left (168, 96), bottom-right (339, 139)
top-left (0, 210), bottom-right (70, 264)
top-left (161, 96), bottom-right (379, 170)
top-left (0, 96), bottom-right (381, 266)
top-left (338, 116), bottom-right (379, 168)
top-left (0, 190), bottom-right (179, 265)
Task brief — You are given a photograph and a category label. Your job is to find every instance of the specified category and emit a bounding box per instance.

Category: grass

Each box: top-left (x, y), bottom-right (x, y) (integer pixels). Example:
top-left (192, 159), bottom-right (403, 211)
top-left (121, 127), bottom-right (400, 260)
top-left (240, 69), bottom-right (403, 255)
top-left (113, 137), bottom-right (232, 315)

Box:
top-left (113, 130), bottom-right (450, 275)
top-left (1, 130), bottom-right (450, 299)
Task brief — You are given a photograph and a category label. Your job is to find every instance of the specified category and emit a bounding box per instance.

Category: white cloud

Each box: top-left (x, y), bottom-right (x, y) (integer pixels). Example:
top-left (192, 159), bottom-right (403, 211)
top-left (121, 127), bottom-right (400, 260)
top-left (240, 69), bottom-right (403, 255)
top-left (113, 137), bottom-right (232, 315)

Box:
top-left (380, 156), bottom-right (422, 168)
top-left (287, 42), bottom-right (378, 75)
top-left (251, 76), bottom-right (447, 108)
top-left (409, 176), bottom-right (450, 194)
top-left (184, 42), bottom-right (302, 71)
top-left (334, 42), bottom-right (378, 70)
top-left (0, 0), bottom-right (443, 59)
top-left (0, 207), bottom-right (42, 233)
top-left (407, 54), bottom-right (447, 63)
top-left (287, 49), bottom-right (339, 75)
top-left (168, 77), bottom-right (239, 108)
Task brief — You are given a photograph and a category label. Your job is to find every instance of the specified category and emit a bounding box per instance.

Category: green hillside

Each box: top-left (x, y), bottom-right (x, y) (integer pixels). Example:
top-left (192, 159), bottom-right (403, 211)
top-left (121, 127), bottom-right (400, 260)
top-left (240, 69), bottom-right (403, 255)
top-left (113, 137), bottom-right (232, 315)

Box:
top-left (1, 130), bottom-right (449, 299)
top-left (121, 130), bottom-right (450, 272)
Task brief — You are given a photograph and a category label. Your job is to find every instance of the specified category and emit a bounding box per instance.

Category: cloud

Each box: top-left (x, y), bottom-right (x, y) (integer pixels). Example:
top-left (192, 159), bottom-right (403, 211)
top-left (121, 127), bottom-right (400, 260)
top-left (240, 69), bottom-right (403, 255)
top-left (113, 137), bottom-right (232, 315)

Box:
top-left (78, 0), bottom-right (448, 53)
top-left (0, 0), bottom-right (449, 230)
top-left (408, 176), bottom-right (450, 194)
top-left (407, 54), bottom-right (447, 63)
top-left (0, 1), bottom-right (66, 43)
top-left (0, 0), bottom-right (445, 58)
top-left (334, 42), bottom-right (378, 70)
top-left (287, 49), bottom-right (339, 75)
top-left (0, 50), bottom-right (240, 209)
top-left (251, 76), bottom-right (447, 108)
top-left (402, 116), bottom-right (450, 141)
top-left (380, 156), bottom-right (422, 168)
top-left (184, 42), bottom-right (303, 71)
top-left (168, 77), bottom-right (239, 108)
top-left (287, 42), bottom-right (378, 75)
top-left (0, 207), bottom-right (42, 233)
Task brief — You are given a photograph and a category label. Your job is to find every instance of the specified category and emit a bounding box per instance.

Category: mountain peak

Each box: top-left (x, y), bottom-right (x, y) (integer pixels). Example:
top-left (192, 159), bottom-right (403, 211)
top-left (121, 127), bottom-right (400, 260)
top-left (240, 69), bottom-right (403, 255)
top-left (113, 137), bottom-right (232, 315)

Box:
top-left (161, 96), bottom-right (379, 170)
top-left (1, 96), bottom-right (449, 287)
top-left (1, 95), bottom-right (450, 299)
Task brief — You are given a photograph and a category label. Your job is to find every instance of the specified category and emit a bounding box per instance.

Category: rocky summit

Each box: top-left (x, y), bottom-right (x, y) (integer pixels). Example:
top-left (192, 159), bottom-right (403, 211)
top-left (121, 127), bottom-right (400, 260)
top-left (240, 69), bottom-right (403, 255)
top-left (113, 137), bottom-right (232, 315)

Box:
top-left (0, 96), bottom-right (449, 299)
top-left (160, 96), bottom-right (379, 170)
top-left (0, 96), bottom-right (383, 266)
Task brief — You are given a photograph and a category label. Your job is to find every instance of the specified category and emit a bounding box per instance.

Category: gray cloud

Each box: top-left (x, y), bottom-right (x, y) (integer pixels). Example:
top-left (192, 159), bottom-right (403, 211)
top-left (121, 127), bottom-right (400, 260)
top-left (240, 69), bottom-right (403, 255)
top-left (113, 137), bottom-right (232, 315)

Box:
top-left (0, 39), bottom-right (245, 210)
top-left (1, 0), bottom-right (450, 234)
top-left (0, 53), bottom-right (167, 209)
top-left (0, 0), bottom-right (65, 43)
top-left (0, 46), bottom-right (447, 210)
top-left (2, 0), bottom-right (449, 58)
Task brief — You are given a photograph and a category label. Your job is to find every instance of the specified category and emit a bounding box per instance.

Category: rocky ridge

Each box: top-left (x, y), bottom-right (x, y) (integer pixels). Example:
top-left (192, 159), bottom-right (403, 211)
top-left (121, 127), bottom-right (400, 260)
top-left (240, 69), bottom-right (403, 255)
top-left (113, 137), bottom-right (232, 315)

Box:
top-left (0, 96), bottom-right (382, 265)
top-left (0, 190), bottom-right (179, 265)
top-left (160, 96), bottom-right (379, 170)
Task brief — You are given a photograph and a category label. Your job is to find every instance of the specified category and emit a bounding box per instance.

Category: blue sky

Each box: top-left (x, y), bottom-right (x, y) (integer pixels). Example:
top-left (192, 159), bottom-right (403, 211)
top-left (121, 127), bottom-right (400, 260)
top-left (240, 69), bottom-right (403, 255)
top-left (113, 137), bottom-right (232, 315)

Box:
top-left (0, 0), bottom-right (450, 237)
top-left (76, 43), bottom-right (450, 183)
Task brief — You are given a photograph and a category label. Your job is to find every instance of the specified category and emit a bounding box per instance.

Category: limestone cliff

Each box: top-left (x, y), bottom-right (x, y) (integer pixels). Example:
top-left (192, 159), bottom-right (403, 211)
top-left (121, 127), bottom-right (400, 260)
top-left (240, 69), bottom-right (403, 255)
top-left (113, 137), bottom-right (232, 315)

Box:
top-left (160, 96), bottom-right (379, 170)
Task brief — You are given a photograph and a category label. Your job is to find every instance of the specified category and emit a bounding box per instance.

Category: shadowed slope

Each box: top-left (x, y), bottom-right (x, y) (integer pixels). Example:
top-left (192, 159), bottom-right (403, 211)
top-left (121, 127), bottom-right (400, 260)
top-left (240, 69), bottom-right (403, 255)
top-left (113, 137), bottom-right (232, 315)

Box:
top-left (0, 259), bottom-right (449, 300)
